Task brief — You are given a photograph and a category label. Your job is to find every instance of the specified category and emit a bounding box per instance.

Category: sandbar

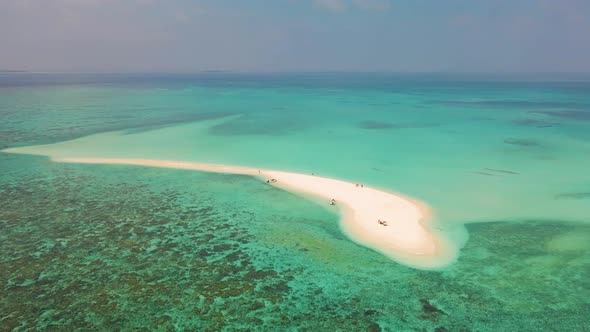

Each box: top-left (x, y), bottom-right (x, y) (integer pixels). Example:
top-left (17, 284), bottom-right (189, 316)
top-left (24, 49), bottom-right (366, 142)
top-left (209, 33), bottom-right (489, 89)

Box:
top-left (53, 157), bottom-right (457, 268)
top-left (3, 148), bottom-right (457, 269)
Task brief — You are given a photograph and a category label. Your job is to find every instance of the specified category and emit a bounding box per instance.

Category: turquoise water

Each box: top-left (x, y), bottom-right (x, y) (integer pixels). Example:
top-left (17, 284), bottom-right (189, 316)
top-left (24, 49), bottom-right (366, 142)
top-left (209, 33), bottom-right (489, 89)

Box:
top-left (1, 73), bottom-right (589, 330)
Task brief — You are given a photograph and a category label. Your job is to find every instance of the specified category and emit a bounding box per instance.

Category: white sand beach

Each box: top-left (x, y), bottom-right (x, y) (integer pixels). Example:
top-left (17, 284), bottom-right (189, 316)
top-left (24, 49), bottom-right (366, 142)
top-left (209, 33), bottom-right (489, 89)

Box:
top-left (32, 157), bottom-right (456, 269)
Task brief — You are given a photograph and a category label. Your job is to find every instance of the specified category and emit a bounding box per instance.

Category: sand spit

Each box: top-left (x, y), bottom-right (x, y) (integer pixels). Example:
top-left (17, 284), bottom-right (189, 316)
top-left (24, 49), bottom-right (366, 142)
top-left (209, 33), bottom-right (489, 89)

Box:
top-left (3, 149), bottom-right (457, 269)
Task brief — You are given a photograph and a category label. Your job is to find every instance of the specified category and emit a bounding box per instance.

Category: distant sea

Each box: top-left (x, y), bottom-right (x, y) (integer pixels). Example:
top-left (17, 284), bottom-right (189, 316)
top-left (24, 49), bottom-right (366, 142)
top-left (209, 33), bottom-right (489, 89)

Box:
top-left (1, 73), bottom-right (589, 331)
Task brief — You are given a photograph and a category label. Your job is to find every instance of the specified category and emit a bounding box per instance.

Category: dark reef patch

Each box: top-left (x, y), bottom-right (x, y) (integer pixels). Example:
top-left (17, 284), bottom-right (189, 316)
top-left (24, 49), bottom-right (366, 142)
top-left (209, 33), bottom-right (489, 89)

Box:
top-left (358, 120), bottom-right (438, 130)
top-left (512, 118), bottom-right (554, 128)
top-left (434, 100), bottom-right (587, 109)
top-left (555, 192), bottom-right (590, 200)
top-left (469, 116), bottom-right (494, 121)
top-left (364, 309), bottom-right (378, 316)
top-left (358, 120), bottom-right (396, 129)
top-left (420, 299), bottom-right (446, 316)
top-left (503, 138), bottom-right (540, 147)
top-left (484, 168), bottom-right (520, 175)
top-left (473, 172), bottom-right (495, 176)
top-left (530, 110), bottom-right (590, 121)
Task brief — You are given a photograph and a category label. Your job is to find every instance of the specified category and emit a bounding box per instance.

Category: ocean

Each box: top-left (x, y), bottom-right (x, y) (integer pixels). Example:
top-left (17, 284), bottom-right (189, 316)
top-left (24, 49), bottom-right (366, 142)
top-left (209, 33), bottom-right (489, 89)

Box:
top-left (1, 72), bottom-right (589, 331)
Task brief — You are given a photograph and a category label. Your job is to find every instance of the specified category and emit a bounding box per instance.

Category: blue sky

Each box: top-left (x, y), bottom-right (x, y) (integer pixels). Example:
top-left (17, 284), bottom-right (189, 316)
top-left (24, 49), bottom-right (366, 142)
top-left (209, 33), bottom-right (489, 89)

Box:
top-left (1, 0), bottom-right (589, 72)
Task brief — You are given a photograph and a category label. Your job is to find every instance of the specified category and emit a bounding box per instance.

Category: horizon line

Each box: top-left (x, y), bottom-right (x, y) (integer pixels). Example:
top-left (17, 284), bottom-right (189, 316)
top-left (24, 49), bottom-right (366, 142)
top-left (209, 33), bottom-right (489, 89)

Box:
top-left (3, 70), bottom-right (590, 76)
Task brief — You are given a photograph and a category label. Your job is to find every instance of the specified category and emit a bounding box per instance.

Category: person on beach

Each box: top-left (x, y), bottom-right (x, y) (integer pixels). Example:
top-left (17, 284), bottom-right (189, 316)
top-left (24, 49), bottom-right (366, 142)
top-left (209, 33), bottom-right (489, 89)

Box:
top-left (330, 198), bottom-right (336, 206)
top-left (378, 219), bottom-right (388, 226)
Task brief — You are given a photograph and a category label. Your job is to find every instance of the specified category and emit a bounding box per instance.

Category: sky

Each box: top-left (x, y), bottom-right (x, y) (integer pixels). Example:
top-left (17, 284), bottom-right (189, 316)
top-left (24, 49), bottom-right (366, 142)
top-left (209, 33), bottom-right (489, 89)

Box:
top-left (0, 0), bottom-right (589, 73)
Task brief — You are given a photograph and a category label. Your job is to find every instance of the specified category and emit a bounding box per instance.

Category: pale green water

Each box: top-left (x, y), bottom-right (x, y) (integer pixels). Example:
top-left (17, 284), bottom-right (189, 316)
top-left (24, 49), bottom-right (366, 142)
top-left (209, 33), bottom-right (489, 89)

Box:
top-left (1, 73), bottom-right (589, 330)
